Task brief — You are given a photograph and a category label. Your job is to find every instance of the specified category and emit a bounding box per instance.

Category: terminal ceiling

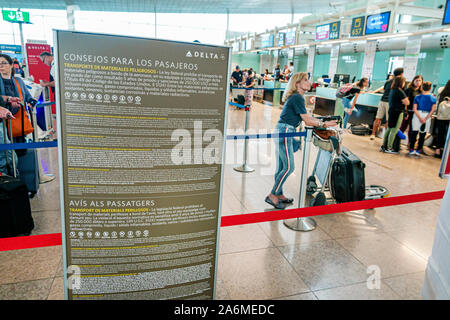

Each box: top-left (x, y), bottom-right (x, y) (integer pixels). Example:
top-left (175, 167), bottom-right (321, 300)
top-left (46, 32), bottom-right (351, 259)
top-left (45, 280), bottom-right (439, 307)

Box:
top-left (1, 0), bottom-right (351, 14)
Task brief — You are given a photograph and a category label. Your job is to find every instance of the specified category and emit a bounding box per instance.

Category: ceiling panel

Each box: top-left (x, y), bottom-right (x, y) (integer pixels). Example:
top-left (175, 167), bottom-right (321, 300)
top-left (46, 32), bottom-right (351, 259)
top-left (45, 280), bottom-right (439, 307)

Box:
top-left (0, 0), bottom-right (342, 14)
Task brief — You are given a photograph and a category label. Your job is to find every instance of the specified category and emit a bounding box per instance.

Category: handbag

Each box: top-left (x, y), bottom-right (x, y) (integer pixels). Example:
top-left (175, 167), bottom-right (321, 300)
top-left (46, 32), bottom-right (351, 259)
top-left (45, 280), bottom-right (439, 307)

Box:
top-left (9, 78), bottom-right (33, 138)
top-left (436, 97), bottom-right (450, 120)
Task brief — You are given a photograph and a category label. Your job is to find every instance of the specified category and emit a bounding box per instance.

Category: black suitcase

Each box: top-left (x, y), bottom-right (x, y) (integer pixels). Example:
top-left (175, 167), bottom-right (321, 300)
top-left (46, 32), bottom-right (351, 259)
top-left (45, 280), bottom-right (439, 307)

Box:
top-left (0, 118), bottom-right (34, 238)
top-left (350, 125), bottom-right (370, 136)
top-left (237, 94), bottom-right (245, 105)
top-left (0, 174), bottom-right (34, 237)
top-left (330, 146), bottom-right (366, 203)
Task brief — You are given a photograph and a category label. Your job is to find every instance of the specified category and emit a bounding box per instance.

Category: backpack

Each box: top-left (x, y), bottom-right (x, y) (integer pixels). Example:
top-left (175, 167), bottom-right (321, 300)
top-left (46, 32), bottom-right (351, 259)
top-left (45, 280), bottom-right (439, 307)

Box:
top-left (336, 83), bottom-right (354, 99)
top-left (436, 97), bottom-right (450, 120)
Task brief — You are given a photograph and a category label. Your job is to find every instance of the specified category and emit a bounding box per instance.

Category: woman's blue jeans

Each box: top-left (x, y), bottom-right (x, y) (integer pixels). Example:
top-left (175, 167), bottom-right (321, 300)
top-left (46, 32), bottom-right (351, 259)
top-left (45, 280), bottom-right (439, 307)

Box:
top-left (271, 122), bottom-right (296, 196)
top-left (342, 97), bottom-right (352, 129)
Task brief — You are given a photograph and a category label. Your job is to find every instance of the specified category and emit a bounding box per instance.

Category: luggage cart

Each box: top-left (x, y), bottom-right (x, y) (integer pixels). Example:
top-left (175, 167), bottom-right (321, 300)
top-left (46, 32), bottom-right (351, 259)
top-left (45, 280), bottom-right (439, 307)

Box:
top-left (306, 118), bottom-right (389, 206)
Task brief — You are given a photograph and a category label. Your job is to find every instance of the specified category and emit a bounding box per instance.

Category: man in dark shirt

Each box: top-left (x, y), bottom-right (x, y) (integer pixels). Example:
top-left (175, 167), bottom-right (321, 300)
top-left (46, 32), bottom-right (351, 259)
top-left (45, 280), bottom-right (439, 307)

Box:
top-left (231, 66), bottom-right (243, 87)
top-left (370, 68), bottom-right (404, 139)
top-left (39, 51), bottom-right (55, 94)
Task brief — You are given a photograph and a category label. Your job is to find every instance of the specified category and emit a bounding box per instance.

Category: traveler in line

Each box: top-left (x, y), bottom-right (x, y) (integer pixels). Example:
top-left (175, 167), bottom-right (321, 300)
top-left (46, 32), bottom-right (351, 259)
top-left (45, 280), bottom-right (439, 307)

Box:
top-left (409, 81), bottom-right (437, 156)
top-left (0, 96), bottom-right (21, 176)
top-left (434, 80), bottom-right (450, 158)
top-left (400, 75), bottom-right (423, 141)
top-left (265, 72), bottom-right (338, 209)
top-left (263, 69), bottom-right (272, 81)
top-left (13, 59), bottom-right (24, 78)
top-left (383, 76), bottom-right (409, 154)
top-left (274, 64), bottom-right (281, 81)
top-left (282, 65), bottom-right (289, 79)
top-left (288, 62), bottom-right (294, 76)
top-left (39, 51), bottom-right (55, 94)
top-left (244, 70), bottom-right (255, 107)
top-left (370, 68), bottom-right (404, 140)
top-left (230, 65), bottom-right (244, 93)
top-left (0, 54), bottom-right (37, 117)
top-left (341, 77), bottom-right (369, 129)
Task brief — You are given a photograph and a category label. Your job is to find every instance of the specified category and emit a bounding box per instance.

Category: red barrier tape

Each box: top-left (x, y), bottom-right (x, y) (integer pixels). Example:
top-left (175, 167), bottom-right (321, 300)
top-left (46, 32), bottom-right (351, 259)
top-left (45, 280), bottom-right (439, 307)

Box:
top-left (0, 190), bottom-right (445, 252)
top-left (220, 190), bottom-right (445, 227)
top-left (0, 233), bottom-right (62, 251)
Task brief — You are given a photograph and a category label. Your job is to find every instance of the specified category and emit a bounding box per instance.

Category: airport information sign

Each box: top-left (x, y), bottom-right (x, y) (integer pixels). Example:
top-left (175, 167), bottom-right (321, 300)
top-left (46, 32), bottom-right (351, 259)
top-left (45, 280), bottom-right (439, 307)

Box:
top-left (315, 21), bottom-right (340, 41)
top-left (350, 16), bottom-right (366, 37)
top-left (365, 11), bottom-right (391, 35)
top-left (261, 34), bottom-right (274, 48)
top-left (443, 0), bottom-right (450, 25)
top-left (316, 24), bottom-right (329, 41)
top-left (2, 10), bottom-right (30, 23)
top-left (285, 30), bottom-right (296, 46)
top-left (55, 30), bottom-right (230, 300)
top-left (278, 32), bottom-right (286, 47)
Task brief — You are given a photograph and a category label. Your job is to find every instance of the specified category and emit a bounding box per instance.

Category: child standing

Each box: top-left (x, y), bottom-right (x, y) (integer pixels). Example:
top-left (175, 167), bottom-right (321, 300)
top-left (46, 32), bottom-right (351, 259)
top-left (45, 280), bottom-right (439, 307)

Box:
top-left (409, 81), bottom-right (437, 156)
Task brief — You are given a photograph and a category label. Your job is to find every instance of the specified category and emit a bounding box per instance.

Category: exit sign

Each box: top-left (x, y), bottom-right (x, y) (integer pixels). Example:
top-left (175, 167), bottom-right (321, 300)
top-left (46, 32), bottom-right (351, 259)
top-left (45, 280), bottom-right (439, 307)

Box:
top-left (2, 10), bottom-right (31, 24)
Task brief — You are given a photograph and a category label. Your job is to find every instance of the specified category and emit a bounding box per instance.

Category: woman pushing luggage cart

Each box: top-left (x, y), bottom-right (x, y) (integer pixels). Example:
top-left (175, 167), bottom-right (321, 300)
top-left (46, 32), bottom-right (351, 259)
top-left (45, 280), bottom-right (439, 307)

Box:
top-left (307, 116), bottom-right (389, 207)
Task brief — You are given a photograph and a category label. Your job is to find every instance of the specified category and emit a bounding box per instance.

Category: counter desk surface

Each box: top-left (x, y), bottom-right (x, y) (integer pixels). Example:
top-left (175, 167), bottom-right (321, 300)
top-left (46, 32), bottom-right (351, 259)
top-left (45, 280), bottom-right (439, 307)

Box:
top-left (314, 87), bottom-right (383, 126)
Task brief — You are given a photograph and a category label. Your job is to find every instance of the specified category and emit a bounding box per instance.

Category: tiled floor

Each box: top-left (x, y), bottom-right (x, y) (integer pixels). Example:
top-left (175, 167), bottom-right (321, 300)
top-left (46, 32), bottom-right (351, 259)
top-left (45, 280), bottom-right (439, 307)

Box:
top-left (0, 100), bottom-right (446, 300)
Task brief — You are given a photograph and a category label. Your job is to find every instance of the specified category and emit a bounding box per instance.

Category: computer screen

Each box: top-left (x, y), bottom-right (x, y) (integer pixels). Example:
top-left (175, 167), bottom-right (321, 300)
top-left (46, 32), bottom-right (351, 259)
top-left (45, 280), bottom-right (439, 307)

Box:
top-left (333, 74), bottom-right (350, 84)
top-left (443, 0), bottom-right (450, 25)
top-left (365, 11), bottom-right (391, 35)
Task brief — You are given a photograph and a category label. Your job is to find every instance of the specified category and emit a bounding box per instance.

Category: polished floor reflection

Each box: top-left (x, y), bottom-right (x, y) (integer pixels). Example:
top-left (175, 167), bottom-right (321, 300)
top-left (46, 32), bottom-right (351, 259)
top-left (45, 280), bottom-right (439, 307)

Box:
top-left (0, 100), bottom-right (446, 300)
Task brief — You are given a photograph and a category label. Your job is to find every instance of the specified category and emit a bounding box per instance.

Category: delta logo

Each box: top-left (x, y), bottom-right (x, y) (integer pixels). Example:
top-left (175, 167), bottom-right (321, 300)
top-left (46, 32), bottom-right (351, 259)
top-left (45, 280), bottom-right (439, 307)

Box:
top-left (186, 50), bottom-right (219, 59)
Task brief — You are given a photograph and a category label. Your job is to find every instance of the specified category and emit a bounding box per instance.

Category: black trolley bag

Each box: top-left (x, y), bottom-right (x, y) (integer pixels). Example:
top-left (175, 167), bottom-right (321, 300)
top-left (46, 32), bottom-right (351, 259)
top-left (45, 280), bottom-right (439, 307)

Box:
top-left (330, 146), bottom-right (366, 203)
top-left (0, 118), bottom-right (34, 238)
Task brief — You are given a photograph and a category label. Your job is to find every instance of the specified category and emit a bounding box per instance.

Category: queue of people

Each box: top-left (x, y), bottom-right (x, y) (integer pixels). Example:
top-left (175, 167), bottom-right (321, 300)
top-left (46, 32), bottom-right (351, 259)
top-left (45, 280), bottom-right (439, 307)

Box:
top-left (368, 67), bottom-right (449, 157)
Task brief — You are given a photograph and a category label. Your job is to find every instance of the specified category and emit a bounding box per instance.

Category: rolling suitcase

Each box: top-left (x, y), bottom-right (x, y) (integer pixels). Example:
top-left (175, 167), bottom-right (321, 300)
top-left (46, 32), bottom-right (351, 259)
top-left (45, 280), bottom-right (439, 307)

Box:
top-left (330, 146), bottom-right (366, 203)
top-left (0, 118), bottom-right (34, 238)
top-left (0, 174), bottom-right (34, 237)
top-left (9, 102), bottom-right (40, 197)
top-left (17, 148), bottom-right (40, 197)
top-left (350, 125), bottom-right (370, 136)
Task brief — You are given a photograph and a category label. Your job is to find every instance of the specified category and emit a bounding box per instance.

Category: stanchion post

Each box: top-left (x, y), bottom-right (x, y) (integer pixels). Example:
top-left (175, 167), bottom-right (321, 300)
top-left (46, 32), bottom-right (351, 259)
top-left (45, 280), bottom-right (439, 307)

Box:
top-left (234, 105), bottom-right (255, 173)
top-left (31, 105), bottom-right (38, 142)
top-left (283, 126), bottom-right (317, 231)
top-left (7, 118), bottom-right (17, 177)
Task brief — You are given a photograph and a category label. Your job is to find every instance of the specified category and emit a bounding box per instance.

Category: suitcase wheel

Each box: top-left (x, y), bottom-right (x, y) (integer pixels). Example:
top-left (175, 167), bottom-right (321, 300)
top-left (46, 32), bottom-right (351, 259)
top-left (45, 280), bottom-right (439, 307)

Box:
top-left (306, 176), bottom-right (317, 195)
top-left (310, 192), bottom-right (327, 207)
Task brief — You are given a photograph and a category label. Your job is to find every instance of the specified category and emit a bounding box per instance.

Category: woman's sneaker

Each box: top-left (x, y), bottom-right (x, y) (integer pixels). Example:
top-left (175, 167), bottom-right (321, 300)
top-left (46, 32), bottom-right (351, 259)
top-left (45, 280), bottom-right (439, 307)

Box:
top-left (385, 149), bottom-right (399, 154)
top-left (409, 149), bottom-right (415, 156)
top-left (414, 150), bottom-right (421, 156)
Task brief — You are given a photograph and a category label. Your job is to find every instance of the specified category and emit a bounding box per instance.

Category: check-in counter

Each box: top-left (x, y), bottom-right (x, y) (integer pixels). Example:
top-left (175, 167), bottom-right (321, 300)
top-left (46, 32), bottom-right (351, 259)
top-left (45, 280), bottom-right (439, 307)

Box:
top-left (314, 87), bottom-right (384, 126)
top-left (262, 80), bottom-right (288, 107)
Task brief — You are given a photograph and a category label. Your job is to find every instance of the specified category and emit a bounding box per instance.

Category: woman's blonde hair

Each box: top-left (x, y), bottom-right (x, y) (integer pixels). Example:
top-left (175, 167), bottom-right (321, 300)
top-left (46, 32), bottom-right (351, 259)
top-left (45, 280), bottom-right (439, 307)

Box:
top-left (282, 72), bottom-right (309, 102)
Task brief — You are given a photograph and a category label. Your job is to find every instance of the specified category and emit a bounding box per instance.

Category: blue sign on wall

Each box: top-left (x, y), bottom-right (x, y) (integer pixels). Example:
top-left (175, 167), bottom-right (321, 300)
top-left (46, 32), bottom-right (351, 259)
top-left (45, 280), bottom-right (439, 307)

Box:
top-left (443, 0), bottom-right (450, 25)
top-left (278, 33), bottom-right (286, 47)
top-left (365, 11), bottom-right (391, 35)
top-left (261, 34), bottom-right (274, 48)
top-left (316, 21), bottom-right (340, 41)
top-left (350, 16), bottom-right (365, 37)
top-left (329, 21), bottom-right (340, 40)
top-left (0, 44), bottom-right (22, 52)
top-left (285, 30), bottom-right (296, 45)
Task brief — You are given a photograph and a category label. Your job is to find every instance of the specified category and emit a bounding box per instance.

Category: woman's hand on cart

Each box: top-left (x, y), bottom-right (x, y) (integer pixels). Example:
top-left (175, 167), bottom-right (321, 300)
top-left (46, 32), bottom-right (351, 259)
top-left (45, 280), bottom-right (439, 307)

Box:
top-left (323, 120), bottom-right (338, 128)
top-left (0, 106), bottom-right (14, 119)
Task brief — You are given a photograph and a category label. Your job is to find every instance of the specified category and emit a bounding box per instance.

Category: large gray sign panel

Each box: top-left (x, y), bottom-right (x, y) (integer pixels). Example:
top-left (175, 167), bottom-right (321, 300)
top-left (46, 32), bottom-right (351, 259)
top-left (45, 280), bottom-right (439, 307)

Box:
top-left (54, 30), bottom-right (230, 300)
